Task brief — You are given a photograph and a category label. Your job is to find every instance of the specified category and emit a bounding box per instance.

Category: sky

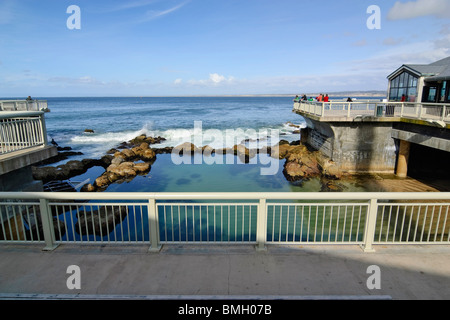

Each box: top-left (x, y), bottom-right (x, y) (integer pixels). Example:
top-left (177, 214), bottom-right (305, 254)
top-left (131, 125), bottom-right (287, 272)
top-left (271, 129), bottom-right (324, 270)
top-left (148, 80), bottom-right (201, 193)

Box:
top-left (1, 0), bottom-right (450, 97)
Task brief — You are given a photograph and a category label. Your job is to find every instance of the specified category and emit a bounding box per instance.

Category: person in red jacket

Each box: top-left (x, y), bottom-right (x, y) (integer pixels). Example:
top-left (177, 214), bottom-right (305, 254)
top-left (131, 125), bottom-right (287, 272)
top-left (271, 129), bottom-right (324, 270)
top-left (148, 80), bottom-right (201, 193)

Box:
top-left (324, 94), bottom-right (329, 102)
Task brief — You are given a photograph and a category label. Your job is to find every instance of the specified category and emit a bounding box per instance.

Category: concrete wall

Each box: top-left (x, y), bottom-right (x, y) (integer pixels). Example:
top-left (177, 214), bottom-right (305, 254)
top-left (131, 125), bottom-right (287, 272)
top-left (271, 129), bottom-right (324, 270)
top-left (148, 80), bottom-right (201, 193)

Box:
top-left (302, 120), bottom-right (397, 174)
top-left (0, 146), bottom-right (57, 176)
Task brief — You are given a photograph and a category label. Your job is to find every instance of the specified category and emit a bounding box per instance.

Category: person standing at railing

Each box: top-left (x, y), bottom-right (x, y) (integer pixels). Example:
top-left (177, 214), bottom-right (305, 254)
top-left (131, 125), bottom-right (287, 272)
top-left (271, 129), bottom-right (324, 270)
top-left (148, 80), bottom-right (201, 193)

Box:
top-left (324, 94), bottom-right (329, 102)
top-left (293, 95), bottom-right (300, 102)
top-left (301, 94), bottom-right (307, 101)
top-left (26, 96), bottom-right (32, 101)
top-left (316, 94), bottom-right (323, 102)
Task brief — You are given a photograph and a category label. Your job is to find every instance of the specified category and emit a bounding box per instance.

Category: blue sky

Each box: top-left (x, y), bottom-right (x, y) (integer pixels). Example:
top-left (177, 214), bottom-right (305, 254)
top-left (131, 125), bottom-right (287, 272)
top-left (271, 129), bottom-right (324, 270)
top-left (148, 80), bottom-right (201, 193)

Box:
top-left (1, 0), bottom-right (450, 97)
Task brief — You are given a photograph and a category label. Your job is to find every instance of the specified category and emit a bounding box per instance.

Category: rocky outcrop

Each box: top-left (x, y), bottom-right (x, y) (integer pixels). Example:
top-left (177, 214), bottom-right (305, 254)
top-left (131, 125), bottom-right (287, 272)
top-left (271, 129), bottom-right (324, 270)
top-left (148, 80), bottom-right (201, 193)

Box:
top-left (32, 156), bottom-right (113, 184)
top-left (84, 142), bottom-right (156, 192)
top-left (270, 142), bottom-right (342, 182)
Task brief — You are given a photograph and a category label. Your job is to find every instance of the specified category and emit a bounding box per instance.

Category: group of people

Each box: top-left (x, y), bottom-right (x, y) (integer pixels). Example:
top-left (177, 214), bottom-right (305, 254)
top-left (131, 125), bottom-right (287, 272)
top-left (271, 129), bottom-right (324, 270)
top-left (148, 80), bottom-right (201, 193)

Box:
top-left (293, 93), bottom-right (329, 102)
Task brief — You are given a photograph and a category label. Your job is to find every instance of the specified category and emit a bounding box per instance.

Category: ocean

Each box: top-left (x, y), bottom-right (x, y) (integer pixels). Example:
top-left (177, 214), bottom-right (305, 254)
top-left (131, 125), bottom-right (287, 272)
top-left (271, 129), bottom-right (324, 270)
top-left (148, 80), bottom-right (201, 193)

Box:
top-left (41, 96), bottom-right (388, 193)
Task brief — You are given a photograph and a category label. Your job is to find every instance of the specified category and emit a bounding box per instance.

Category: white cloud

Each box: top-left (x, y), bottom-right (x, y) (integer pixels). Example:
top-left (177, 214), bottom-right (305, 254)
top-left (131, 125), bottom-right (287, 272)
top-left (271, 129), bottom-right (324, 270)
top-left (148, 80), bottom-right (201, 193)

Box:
top-left (141, 1), bottom-right (190, 22)
top-left (174, 78), bottom-right (183, 84)
top-left (209, 73), bottom-right (226, 84)
top-left (387, 0), bottom-right (450, 20)
top-left (383, 37), bottom-right (403, 46)
top-left (48, 76), bottom-right (105, 86)
top-left (352, 39), bottom-right (367, 47)
top-left (185, 73), bottom-right (235, 86)
top-left (107, 0), bottom-right (158, 12)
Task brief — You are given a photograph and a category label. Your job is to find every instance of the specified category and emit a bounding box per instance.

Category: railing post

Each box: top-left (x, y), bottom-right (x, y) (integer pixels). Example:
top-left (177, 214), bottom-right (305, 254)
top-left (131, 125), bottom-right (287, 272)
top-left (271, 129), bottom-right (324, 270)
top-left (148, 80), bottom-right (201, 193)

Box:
top-left (39, 113), bottom-right (49, 146)
top-left (255, 198), bottom-right (267, 251)
top-left (347, 103), bottom-right (351, 118)
top-left (442, 105), bottom-right (446, 121)
top-left (148, 198), bottom-right (162, 252)
top-left (39, 199), bottom-right (59, 251)
top-left (361, 198), bottom-right (378, 253)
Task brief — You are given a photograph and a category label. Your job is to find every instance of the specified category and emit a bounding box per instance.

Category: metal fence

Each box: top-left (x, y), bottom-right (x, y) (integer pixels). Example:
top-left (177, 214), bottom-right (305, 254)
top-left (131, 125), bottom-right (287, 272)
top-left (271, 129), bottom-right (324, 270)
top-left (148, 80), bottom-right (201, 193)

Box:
top-left (0, 112), bottom-right (47, 155)
top-left (0, 192), bottom-right (449, 252)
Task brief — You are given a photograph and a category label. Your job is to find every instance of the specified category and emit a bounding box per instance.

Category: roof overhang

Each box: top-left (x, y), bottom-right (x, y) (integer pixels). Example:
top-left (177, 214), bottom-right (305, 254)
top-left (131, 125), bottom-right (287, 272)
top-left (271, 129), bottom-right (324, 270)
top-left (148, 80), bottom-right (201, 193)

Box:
top-left (387, 65), bottom-right (423, 80)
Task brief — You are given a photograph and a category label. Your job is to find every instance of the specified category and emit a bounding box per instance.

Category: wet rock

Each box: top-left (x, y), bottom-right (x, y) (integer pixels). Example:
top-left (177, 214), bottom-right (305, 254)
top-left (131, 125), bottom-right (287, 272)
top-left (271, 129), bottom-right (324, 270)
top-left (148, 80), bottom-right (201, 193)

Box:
top-left (75, 206), bottom-right (128, 236)
top-left (173, 142), bottom-right (200, 155)
top-left (81, 183), bottom-right (96, 192)
top-left (321, 180), bottom-right (345, 192)
top-left (142, 148), bottom-right (156, 161)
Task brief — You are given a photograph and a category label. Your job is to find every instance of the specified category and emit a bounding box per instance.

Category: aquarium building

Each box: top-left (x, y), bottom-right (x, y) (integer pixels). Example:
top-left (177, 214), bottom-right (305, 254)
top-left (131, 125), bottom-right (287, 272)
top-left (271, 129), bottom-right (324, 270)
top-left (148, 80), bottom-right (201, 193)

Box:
top-left (387, 56), bottom-right (450, 103)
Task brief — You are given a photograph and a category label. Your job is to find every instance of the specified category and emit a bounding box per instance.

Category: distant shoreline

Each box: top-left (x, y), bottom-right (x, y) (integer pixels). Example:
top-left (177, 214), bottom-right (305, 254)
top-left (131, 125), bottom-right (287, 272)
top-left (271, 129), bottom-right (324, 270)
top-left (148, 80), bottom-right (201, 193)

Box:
top-left (1, 92), bottom-right (387, 99)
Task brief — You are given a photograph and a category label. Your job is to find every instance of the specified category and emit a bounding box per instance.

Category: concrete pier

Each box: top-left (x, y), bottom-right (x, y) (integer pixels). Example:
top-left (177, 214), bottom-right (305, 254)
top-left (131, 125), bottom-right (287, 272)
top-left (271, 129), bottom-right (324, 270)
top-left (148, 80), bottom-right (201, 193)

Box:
top-left (294, 101), bottom-right (450, 177)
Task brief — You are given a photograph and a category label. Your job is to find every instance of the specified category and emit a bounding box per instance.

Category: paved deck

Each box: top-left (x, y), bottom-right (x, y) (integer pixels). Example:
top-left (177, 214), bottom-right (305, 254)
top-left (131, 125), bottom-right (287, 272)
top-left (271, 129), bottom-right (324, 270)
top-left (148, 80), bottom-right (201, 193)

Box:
top-left (0, 244), bottom-right (449, 300)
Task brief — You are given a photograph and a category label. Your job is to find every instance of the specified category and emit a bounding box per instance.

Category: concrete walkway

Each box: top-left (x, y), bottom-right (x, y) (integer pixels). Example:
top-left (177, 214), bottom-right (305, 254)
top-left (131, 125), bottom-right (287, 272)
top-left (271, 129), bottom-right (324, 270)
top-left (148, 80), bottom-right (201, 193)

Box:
top-left (0, 243), bottom-right (449, 300)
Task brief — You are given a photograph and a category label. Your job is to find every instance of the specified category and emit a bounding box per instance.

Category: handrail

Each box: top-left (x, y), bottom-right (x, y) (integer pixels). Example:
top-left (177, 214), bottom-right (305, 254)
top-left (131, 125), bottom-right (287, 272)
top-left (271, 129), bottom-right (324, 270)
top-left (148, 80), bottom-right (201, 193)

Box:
top-left (0, 191), bottom-right (449, 201)
top-left (294, 100), bottom-right (450, 123)
top-left (1, 191), bottom-right (448, 252)
top-left (0, 100), bottom-right (48, 112)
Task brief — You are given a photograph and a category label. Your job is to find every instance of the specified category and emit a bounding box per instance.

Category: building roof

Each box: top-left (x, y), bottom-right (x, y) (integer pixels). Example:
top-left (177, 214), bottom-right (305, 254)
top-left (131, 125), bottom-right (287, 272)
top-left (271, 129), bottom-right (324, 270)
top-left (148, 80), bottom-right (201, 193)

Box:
top-left (387, 56), bottom-right (450, 81)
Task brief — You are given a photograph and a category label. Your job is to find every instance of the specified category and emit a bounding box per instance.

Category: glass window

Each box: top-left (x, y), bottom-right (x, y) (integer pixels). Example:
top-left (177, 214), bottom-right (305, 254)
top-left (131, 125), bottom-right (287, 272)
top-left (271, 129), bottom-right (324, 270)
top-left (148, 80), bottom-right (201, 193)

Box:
top-left (447, 83), bottom-right (450, 101)
top-left (389, 71), bottom-right (418, 102)
top-left (392, 76), bottom-right (399, 87)
top-left (399, 73), bottom-right (405, 87)
top-left (408, 87), bottom-right (417, 101)
top-left (441, 81), bottom-right (447, 102)
top-left (428, 87), bottom-right (437, 102)
top-left (390, 88), bottom-right (399, 101)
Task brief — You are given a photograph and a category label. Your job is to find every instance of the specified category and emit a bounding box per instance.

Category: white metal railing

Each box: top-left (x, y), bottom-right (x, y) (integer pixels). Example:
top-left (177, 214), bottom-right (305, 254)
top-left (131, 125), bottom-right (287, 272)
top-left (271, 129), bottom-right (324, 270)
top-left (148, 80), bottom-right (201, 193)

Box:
top-left (0, 192), bottom-right (448, 252)
top-left (0, 112), bottom-right (47, 155)
top-left (293, 101), bottom-right (450, 123)
top-left (0, 100), bottom-right (48, 112)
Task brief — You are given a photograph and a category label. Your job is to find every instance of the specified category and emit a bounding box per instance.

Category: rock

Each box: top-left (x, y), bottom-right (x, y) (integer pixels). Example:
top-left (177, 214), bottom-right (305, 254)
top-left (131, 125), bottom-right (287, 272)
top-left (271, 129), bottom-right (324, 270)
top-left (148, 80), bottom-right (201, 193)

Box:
top-left (107, 162), bottom-right (137, 177)
top-left (106, 148), bottom-right (119, 155)
top-left (94, 174), bottom-right (110, 188)
top-left (153, 147), bottom-right (173, 154)
top-left (283, 161), bottom-right (305, 181)
top-left (111, 156), bottom-right (125, 166)
top-left (120, 148), bottom-right (135, 160)
top-left (321, 180), bottom-right (345, 192)
top-left (81, 183), bottom-right (96, 192)
top-left (142, 148), bottom-right (156, 161)
top-left (84, 129), bottom-right (94, 133)
top-left (202, 145), bottom-right (215, 156)
top-left (173, 142), bottom-right (199, 155)
top-left (282, 145), bottom-right (321, 182)
top-left (57, 146), bottom-right (72, 151)
top-left (134, 162), bottom-right (151, 174)
top-left (75, 206), bottom-right (128, 236)
top-left (320, 159), bottom-right (342, 180)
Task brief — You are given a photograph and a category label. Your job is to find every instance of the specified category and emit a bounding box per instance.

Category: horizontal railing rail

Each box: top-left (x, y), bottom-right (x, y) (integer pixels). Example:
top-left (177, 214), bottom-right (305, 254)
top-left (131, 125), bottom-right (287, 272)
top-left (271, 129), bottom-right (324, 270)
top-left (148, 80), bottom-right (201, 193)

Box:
top-left (293, 101), bottom-right (450, 123)
top-left (0, 113), bottom-right (47, 155)
top-left (0, 192), bottom-right (449, 252)
top-left (0, 100), bottom-right (48, 112)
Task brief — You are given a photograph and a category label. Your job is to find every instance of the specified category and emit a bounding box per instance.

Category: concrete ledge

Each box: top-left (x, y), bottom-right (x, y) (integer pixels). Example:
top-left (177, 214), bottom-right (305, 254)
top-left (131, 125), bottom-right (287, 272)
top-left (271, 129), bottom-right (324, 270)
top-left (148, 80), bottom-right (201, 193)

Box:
top-left (392, 128), bottom-right (450, 152)
top-left (0, 145), bottom-right (58, 175)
